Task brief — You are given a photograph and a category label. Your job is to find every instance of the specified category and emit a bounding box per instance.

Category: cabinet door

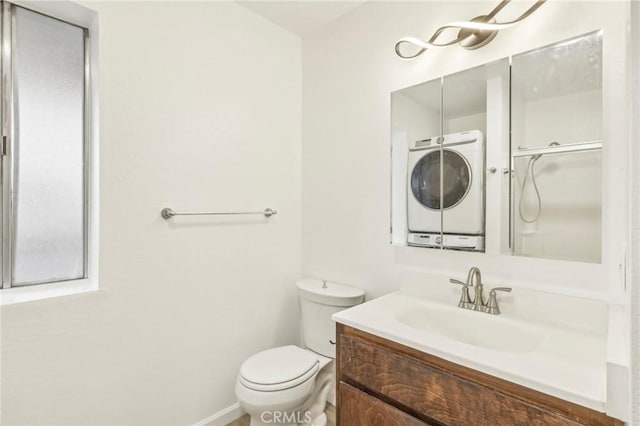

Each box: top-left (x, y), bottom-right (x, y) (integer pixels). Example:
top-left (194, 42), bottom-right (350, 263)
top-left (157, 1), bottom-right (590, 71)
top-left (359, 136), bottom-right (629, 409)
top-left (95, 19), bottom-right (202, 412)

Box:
top-left (391, 78), bottom-right (442, 247)
top-left (339, 334), bottom-right (584, 426)
top-left (441, 59), bottom-right (510, 254)
top-left (510, 31), bottom-right (603, 262)
top-left (338, 382), bottom-right (430, 426)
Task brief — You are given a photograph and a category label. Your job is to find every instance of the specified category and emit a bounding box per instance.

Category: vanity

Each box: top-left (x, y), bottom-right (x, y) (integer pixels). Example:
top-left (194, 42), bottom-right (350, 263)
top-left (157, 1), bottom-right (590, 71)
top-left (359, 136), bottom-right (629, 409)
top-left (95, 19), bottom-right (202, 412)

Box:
top-left (332, 274), bottom-right (624, 426)
top-left (363, 23), bottom-right (629, 425)
top-left (335, 324), bottom-right (621, 426)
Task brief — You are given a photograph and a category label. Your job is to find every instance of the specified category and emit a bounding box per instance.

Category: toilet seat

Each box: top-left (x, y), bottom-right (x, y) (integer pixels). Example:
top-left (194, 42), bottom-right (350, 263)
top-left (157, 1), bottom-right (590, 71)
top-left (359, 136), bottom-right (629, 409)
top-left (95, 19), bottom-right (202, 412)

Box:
top-left (239, 345), bottom-right (320, 392)
top-left (239, 363), bottom-right (318, 392)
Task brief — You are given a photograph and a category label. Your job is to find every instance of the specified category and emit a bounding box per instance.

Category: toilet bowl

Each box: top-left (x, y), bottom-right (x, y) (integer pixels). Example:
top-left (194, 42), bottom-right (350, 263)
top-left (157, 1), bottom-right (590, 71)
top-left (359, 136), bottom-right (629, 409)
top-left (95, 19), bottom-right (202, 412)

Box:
top-left (235, 345), bottom-right (332, 425)
top-left (235, 279), bottom-right (364, 426)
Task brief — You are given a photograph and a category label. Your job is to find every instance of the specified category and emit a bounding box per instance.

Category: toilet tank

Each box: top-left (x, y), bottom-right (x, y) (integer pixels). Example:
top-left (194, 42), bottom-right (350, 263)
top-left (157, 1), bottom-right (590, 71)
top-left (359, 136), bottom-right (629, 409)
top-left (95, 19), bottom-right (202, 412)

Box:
top-left (297, 278), bottom-right (364, 358)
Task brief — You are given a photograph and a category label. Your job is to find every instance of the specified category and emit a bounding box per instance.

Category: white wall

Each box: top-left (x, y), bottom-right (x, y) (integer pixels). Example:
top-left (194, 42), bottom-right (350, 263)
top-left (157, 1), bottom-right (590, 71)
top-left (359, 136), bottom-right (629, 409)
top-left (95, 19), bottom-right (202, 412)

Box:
top-left (302, 1), bottom-right (629, 300)
top-left (391, 92), bottom-right (439, 147)
top-left (446, 112), bottom-right (486, 136)
top-left (513, 90), bottom-right (603, 148)
top-left (1, 2), bottom-right (301, 425)
top-left (629, 2), bottom-right (640, 423)
top-left (513, 149), bottom-right (602, 263)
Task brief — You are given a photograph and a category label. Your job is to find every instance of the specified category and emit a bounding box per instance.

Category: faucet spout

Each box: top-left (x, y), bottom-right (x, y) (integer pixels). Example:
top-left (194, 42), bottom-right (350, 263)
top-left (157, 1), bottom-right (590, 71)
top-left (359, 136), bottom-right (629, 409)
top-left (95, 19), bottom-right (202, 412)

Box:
top-left (466, 267), bottom-right (485, 310)
top-left (466, 267), bottom-right (481, 286)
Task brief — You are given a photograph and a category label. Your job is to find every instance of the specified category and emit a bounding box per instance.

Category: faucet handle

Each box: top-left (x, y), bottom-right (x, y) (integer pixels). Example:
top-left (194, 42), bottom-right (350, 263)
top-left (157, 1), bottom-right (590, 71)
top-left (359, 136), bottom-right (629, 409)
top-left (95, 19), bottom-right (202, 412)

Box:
top-left (449, 278), bottom-right (473, 307)
top-left (485, 287), bottom-right (512, 315)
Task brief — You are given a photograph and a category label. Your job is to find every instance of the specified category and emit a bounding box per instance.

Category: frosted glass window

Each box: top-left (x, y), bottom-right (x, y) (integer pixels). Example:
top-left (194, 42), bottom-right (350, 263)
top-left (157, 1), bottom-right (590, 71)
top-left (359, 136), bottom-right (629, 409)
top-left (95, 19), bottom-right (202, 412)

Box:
top-left (12, 7), bottom-right (86, 285)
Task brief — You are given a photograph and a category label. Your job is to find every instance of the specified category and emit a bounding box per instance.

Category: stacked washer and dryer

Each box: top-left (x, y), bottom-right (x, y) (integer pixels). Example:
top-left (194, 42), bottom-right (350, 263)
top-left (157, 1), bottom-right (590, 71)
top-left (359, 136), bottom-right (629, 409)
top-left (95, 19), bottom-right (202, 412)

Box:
top-left (407, 130), bottom-right (485, 251)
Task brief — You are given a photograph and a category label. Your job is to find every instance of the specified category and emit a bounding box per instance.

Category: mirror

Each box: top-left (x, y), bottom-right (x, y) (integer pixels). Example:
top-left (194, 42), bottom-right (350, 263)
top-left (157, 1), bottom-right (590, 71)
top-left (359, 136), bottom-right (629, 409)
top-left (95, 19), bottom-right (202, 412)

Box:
top-left (391, 78), bottom-right (441, 247)
top-left (391, 59), bottom-right (510, 254)
top-left (391, 31), bottom-right (603, 263)
top-left (511, 31), bottom-right (602, 263)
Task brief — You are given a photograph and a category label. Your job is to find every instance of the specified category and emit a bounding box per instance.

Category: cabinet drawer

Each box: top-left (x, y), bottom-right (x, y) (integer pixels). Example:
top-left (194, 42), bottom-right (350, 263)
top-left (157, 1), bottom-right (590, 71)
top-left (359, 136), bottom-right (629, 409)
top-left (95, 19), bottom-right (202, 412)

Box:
top-left (339, 381), bottom-right (431, 426)
top-left (340, 333), bottom-right (584, 426)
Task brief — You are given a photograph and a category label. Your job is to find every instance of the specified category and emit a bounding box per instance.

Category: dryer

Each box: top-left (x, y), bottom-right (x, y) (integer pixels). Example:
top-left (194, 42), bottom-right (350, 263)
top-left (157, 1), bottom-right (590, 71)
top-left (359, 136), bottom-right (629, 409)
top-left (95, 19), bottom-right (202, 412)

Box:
top-left (407, 130), bottom-right (485, 250)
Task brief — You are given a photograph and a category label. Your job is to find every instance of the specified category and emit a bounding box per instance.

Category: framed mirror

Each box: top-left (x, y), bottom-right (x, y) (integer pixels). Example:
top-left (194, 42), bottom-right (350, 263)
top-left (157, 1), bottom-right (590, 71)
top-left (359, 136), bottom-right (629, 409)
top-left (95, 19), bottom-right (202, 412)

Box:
top-left (511, 31), bottom-right (603, 263)
top-left (391, 31), bottom-right (603, 264)
top-left (391, 59), bottom-right (510, 254)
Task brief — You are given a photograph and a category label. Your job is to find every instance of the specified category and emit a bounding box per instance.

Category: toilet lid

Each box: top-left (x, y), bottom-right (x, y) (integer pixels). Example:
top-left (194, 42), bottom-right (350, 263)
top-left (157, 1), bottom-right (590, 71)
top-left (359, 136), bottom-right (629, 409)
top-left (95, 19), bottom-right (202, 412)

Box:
top-left (240, 345), bottom-right (319, 391)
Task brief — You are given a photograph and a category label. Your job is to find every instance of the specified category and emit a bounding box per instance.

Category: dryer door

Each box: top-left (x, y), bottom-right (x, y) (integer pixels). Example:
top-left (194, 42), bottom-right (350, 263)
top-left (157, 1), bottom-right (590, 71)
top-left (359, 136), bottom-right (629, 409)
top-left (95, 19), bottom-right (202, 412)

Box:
top-left (410, 149), bottom-right (471, 210)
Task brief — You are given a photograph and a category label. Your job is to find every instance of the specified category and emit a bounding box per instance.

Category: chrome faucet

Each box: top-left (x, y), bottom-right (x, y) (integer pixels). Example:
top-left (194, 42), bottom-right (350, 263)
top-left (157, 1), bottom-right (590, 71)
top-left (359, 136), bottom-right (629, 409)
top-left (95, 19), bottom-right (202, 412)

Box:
top-left (449, 267), bottom-right (511, 315)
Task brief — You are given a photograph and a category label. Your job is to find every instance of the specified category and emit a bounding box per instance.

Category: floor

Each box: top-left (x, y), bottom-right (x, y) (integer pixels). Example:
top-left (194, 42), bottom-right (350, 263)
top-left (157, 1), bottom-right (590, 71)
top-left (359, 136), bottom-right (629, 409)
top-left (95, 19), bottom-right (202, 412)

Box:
top-left (226, 403), bottom-right (336, 426)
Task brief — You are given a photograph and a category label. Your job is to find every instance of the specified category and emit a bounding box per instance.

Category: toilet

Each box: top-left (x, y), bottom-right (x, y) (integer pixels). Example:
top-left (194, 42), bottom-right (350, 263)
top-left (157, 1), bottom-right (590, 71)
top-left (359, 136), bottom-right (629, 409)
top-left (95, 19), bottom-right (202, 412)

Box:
top-left (235, 278), bottom-right (364, 426)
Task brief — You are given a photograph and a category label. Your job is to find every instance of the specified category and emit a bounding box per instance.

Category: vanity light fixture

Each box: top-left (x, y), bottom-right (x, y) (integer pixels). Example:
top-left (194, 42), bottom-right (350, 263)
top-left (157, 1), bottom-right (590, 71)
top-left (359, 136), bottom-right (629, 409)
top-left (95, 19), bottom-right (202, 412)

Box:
top-left (394, 0), bottom-right (547, 60)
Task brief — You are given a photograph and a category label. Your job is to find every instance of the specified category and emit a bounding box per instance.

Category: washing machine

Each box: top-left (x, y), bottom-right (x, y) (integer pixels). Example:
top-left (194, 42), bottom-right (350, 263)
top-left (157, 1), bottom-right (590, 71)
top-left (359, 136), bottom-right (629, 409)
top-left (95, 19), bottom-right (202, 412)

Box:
top-left (407, 130), bottom-right (485, 250)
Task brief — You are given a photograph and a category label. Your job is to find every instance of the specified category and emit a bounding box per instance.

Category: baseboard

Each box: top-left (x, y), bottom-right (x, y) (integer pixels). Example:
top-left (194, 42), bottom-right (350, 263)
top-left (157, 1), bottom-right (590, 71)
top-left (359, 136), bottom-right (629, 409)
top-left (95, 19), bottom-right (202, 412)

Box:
top-left (193, 402), bottom-right (245, 426)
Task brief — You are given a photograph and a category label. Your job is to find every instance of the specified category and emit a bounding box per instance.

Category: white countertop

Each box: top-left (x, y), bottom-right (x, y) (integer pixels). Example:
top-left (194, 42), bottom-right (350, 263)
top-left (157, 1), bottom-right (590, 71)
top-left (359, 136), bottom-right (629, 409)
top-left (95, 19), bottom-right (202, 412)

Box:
top-left (332, 290), bottom-right (608, 412)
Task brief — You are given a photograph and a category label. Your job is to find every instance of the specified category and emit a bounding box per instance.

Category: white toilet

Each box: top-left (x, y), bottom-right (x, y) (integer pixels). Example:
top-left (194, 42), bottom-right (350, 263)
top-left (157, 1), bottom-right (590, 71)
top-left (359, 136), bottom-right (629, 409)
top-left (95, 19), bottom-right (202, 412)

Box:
top-left (235, 278), bottom-right (364, 426)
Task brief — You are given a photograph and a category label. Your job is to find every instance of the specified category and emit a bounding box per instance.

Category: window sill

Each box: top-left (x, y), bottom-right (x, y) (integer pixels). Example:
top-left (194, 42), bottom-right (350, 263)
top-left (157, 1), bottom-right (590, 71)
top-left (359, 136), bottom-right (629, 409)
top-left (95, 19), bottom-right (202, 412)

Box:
top-left (0, 279), bottom-right (101, 306)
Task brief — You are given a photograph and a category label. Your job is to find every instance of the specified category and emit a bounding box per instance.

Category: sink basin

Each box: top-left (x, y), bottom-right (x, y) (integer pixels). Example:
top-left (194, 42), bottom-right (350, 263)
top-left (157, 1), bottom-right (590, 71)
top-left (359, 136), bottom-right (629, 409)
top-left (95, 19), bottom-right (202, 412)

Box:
top-left (396, 304), bottom-right (542, 353)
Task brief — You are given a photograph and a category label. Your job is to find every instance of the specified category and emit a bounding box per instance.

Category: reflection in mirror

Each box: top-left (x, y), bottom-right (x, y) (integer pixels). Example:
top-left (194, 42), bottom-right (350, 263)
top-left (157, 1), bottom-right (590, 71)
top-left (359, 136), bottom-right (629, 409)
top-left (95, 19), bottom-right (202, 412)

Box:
top-left (391, 79), bottom-right (441, 246)
top-left (511, 31), bottom-right (602, 263)
top-left (440, 67), bottom-right (487, 253)
top-left (442, 60), bottom-right (510, 254)
top-left (391, 32), bottom-right (603, 263)
top-left (391, 60), bottom-right (510, 254)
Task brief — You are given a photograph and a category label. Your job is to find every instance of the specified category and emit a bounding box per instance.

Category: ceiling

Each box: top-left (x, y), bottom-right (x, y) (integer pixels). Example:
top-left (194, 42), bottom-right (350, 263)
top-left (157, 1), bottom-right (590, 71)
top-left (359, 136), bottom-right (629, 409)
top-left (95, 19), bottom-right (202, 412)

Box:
top-left (238, 1), bottom-right (367, 37)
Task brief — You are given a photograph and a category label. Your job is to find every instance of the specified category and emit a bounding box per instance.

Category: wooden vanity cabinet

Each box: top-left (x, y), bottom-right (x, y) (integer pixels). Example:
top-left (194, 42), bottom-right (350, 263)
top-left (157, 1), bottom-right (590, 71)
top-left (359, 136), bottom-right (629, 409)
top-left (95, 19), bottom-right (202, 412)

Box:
top-left (336, 324), bottom-right (622, 426)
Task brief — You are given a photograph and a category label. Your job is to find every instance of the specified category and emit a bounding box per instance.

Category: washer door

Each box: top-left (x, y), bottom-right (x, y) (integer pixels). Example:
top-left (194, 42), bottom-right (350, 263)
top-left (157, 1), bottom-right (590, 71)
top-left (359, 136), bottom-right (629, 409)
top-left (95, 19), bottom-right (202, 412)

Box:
top-left (410, 149), bottom-right (472, 210)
